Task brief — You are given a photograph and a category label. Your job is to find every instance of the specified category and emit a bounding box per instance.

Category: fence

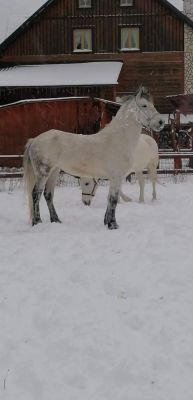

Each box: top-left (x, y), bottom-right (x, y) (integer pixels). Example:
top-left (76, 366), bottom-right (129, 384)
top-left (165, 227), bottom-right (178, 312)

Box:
top-left (1, 151), bottom-right (193, 193)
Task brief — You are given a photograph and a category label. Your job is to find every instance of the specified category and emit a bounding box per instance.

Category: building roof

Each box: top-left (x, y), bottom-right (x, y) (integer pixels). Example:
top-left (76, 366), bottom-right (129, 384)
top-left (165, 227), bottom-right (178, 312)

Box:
top-left (167, 93), bottom-right (193, 113)
top-left (0, 96), bottom-right (90, 109)
top-left (0, 61), bottom-right (123, 87)
top-left (0, 0), bottom-right (191, 51)
top-left (0, 0), bottom-right (47, 45)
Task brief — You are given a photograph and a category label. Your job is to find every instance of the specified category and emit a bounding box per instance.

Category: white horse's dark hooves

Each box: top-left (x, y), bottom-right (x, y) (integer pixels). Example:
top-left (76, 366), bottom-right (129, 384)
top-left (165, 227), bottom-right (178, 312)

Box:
top-left (51, 218), bottom-right (62, 223)
top-left (32, 218), bottom-right (42, 226)
top-left (108, 222), bottom-right (119, 230)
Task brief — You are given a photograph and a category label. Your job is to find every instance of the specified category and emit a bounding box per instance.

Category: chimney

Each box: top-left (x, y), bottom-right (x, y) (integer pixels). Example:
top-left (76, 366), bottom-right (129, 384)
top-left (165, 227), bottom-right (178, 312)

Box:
top-left (184, 0), bottom-right (193, 93)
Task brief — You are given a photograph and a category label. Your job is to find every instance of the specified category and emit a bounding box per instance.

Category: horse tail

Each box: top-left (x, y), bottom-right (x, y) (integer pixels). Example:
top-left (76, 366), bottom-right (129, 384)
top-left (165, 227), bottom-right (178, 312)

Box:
top-left (119, 189), bottom-right (132, 203)
top-left (23, 139), bottom-right (36, 220)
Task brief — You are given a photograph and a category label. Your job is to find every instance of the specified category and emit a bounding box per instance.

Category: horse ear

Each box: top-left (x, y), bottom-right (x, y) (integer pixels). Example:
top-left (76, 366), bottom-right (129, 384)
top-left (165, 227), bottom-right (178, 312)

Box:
top-left (136, 86), bottom-right (150, 100)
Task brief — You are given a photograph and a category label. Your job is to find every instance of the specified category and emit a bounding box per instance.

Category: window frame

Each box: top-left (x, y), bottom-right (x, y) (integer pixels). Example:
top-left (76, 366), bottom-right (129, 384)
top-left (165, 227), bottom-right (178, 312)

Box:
top-left (78, 0), bottom-right (91, 8)
top-left (73, 28), bottom-right (93, 53)
top-left (120, 0), bottom-right (133, 7)
top-left (120, 26), bottom-right (140, 52)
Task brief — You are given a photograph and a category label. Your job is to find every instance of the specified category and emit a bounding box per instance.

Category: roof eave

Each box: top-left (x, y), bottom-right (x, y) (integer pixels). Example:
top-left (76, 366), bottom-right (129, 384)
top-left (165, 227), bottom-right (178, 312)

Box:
top-left (158, 0), bottom-right (193, 28)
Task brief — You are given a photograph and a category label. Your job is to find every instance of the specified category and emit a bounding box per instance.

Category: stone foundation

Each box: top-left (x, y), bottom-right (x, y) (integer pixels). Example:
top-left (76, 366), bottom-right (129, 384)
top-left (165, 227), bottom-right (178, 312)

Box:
top-left (184, 1), bottom-right (193, 93)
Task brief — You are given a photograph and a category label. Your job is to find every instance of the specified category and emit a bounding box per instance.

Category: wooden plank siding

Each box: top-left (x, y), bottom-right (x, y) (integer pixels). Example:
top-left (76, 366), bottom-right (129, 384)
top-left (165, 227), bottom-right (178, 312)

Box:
top-left (0, 85), bottom-right (114, 107)
top-left (0, 52), bottom-right (183, 113)
top-left (0, 97), bottom-right (108, 166)
top-left (117, 52), bottom-right (184, 113)
top-left (0, 0), bottom-right (187, 112)
top-left (0, 0), bottom-right (184, 57)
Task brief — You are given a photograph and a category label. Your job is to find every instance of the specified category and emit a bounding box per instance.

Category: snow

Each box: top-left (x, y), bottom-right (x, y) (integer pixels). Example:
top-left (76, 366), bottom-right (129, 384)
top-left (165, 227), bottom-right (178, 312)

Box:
top-left (162, 113), bottom-right (193, 124)
top-left (0, 0), bottom-right (46, 44)
top-left (0, 97), bottom-right (90, 110)
top-left (1, 177), bottom-right (193, 400)
top-left (0, 62), bottom-right (123, 87)
top-left (170, 0), bottom-right (183, 10)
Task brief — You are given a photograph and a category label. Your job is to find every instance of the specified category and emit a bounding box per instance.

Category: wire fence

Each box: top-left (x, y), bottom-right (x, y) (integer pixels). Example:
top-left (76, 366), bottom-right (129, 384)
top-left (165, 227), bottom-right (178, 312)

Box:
top-left (1, 150), bottom-right (193, 192)
top-left (1, 168), bottom-right (193, 194)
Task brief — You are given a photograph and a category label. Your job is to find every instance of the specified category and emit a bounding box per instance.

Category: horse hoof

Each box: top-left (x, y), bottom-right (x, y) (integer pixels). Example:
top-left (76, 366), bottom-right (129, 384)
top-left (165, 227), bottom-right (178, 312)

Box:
top-left (32, 218), bottom-right (42, 226)
top-left (51, 218), bottom-right (62, 223)
top-left (83, 201), bottom-right (91, 206)
top-left (108, 222), bottom-right (119, 230)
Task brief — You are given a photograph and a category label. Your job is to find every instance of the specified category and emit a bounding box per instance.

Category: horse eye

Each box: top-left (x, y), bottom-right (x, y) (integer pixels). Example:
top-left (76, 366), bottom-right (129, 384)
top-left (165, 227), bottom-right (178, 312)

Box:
top-left (143, 104), bottom-right (147, 108)
top-left (85, 182), bottom-right (89, 186)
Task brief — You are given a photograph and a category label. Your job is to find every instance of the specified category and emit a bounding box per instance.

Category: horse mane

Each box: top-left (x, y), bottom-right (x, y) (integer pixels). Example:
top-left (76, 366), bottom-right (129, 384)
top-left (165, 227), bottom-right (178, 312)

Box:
top-left (119, 94), bottom-right (134, 104)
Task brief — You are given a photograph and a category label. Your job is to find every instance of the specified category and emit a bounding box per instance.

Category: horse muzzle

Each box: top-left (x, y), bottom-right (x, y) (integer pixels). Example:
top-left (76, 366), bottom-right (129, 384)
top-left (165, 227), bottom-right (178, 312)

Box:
top-left (150, 117), bottom-right (165, 132)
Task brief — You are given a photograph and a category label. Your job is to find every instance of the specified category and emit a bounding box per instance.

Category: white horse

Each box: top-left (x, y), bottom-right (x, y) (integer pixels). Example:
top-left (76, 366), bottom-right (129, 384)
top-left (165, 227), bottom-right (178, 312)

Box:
top-left (23, 87), bottom-right (164, 229)
top-left (131, 133), bottom-right (159, 202)
top-left (80, 134), bottom-right (159, 205)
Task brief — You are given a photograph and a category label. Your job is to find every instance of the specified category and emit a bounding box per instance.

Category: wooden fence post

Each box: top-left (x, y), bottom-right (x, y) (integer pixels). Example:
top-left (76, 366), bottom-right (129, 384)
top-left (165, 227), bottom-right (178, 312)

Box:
top-left (171, 117), bottom-right (182, 170)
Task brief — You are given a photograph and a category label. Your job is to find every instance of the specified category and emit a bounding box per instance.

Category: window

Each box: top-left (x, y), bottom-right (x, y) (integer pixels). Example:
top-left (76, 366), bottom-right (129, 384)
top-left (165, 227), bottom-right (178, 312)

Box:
top-left (121, 27), bottom-right (139, 51)
top-left (79, 0), bottom-right (91, 8)
top-left (120, 0), bottom-right (133, 6)
top-left (73, 29), bottom-right (92, 52)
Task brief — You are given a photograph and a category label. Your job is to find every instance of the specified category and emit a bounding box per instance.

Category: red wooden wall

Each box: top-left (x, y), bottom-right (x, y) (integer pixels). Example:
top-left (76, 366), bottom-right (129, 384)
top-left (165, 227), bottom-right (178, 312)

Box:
top-left (0, 97), bottom-right (108, 166)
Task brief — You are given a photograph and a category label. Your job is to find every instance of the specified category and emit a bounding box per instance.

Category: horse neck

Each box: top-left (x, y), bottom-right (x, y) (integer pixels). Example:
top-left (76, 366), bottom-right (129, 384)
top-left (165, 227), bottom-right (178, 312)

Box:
top-left (116, 98), bottom-right (139, 122)
top-left (110, 99), bottom-right (142, 134)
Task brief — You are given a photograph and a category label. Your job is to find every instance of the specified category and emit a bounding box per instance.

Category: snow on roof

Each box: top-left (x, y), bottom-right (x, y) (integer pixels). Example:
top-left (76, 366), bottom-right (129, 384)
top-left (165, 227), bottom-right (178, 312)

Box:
top-left (0, 0), bottom-right (46, 44)
top-left (0, 62), bottom-right (123, 87)
top-left (0, 96), bottom-right (91, 109)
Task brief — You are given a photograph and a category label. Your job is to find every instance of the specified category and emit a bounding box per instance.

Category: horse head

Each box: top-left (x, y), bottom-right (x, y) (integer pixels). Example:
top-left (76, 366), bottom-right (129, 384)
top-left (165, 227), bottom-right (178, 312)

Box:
top-left (79, 178), bottom-right (98, 206)
top-left (120, 86), bottom-right (165, 132)
top-left (134, 86), bottom-right (165, 132)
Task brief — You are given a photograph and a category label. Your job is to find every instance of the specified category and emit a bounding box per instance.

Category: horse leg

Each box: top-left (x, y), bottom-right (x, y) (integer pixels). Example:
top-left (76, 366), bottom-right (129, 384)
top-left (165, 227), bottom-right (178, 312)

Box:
top-left (148, 165), bottom-right (157, 200)
top-left (44, 168), bottom-right (61, 223)
top-left (104, 178), bottom-right (121, 229)
top-left (32, 176), bottom-right (47, 226)
top-left (136, 171), bottom-right (145, 203)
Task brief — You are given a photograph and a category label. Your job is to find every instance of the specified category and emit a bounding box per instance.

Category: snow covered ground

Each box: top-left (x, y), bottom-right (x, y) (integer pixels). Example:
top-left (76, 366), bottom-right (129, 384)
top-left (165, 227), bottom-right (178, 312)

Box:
top-left (1, 177), bottom-right (193, 400)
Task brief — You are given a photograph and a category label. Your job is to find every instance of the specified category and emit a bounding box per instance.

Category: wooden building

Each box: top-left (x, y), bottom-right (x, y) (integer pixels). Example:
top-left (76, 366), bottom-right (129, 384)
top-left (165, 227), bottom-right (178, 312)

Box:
top-left (0, 96), bottom-right (116, 167)
top-left (0, 61), bottom-right (122, 105)
top-left (0, 0), bottom-right (193, 112)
